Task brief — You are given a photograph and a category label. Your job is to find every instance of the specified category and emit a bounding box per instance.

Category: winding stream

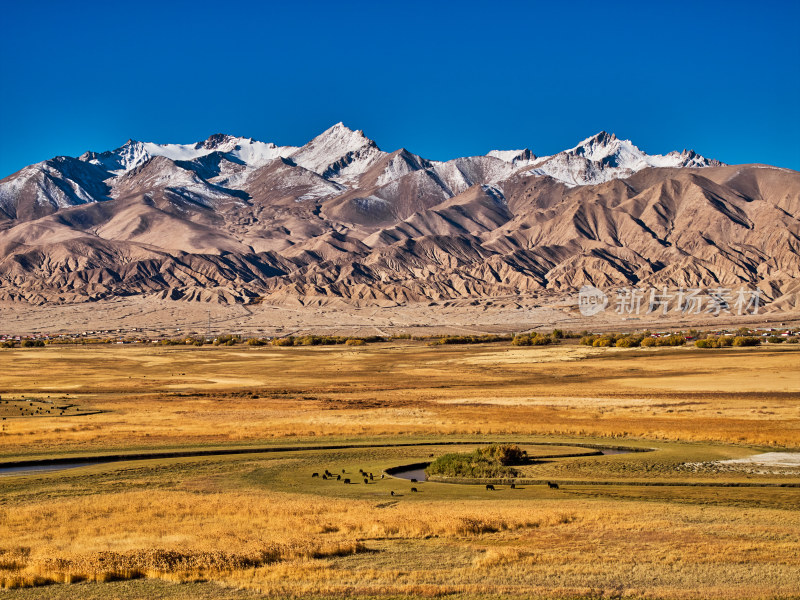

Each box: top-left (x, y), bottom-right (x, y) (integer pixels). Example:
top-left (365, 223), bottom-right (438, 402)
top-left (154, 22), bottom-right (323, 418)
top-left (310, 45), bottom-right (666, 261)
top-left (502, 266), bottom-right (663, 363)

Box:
top-left (0, 463), bottom-right (99, 476)
top-left (0, 442), bottom-right (648, 478)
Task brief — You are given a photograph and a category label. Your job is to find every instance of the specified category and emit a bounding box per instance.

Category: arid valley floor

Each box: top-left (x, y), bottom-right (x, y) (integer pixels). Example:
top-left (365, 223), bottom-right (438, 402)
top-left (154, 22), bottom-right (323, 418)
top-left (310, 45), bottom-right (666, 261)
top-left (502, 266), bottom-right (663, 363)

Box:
top-left (1, 342), bottom-right (799, 599)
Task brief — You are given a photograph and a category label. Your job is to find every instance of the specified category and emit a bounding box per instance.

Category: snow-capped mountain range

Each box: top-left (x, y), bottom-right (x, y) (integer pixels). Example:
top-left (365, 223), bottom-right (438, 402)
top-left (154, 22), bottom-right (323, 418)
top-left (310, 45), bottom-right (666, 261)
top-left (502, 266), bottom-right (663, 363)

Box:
top-left (0, 123), bottom-right (797, 309)
top-left (75, 123), bottom-right (722, 187)
top-left (0, 123), bottom-right (723, 220)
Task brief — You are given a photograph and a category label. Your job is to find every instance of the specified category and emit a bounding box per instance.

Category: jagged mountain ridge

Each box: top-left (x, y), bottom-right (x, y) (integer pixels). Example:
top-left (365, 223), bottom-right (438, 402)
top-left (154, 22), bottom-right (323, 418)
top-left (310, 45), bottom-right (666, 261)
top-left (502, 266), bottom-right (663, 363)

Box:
top-left (0, 124), bottom-right (798, 308)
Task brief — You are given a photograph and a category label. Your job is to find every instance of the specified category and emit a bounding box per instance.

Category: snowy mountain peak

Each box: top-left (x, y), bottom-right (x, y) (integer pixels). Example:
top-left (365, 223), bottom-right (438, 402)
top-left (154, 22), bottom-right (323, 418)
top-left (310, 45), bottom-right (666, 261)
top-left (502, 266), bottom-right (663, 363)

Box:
top-left (289, 122), bottom-right (385, 181)
top-left (569, 131), bottom-right (631, 162)
top-left (19, 125), bottom-right (726, 200)
top-left (200, 133), bottom-right (236, 150)
top-left (309, 122), bottom-right (377, 149)
top-left (527, 132), bottom-right (724, 186)
top-left (578, 131), bottom-right (616, 146)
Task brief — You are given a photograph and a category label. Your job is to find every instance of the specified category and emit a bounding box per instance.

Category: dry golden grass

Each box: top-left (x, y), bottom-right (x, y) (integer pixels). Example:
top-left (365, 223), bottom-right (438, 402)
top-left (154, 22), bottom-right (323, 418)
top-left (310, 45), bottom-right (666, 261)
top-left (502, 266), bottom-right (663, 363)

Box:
top-left (1, 343), bottom-right (799, 598)
top-left (0, 344), bottom-right (798, 457)
top-left (2, 485), bottom-right (800, 598)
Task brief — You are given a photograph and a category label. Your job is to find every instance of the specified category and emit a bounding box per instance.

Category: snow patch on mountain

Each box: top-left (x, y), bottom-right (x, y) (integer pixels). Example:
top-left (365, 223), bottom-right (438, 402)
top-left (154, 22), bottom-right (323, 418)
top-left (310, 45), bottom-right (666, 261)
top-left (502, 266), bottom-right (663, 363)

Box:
top-left (486, 149), bottom-right (538, 169)
top-left (111, 157), bottom-right (243, 208)
top-left (0, 166), bottom-right (37, 208)
top-left (82, 135), bottom-right (298, 174)
top-left (487, 149), bottom-right (525, 162)
top-left (374, 150), bottom-right (431, 187)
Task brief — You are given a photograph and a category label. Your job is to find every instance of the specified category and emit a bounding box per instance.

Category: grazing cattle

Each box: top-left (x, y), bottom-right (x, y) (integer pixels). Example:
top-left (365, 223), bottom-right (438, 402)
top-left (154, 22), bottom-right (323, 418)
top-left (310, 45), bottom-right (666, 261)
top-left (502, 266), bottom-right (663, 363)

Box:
top-left (381, 474), bottom-right (385, 479)
top-left (411, 487), bottom-right (418, 492)
top-left (369, 473), bottom-right (374, 480)
top-left (390, 490), bottom-right (395, 496)
top-left (337, 475), bottom-right (341, 481)
top-left (311, 473), bottom-right (319, 478)
top-left (342, 469), bottom-right (346, 473)
top-left (343, 478), bottom-right (350, 484)
top-left (547, 481), bottom-right (559, 489)
top-left (410, 478), bottom-right (417, 483)
top-left (363, 478), bottom-right (369, 484)
top-left (510, 483), bottom-right (516, 489)
top-left (322, 474), bottom-right (328, 480)
top-left (486, 484), bottom-right (495, 491)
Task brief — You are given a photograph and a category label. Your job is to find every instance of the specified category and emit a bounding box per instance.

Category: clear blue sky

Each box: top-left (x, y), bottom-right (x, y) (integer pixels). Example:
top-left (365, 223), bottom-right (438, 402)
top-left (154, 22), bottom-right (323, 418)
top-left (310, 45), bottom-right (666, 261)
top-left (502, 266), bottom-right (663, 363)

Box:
top-left (1, 0), bottom-right (798, 178)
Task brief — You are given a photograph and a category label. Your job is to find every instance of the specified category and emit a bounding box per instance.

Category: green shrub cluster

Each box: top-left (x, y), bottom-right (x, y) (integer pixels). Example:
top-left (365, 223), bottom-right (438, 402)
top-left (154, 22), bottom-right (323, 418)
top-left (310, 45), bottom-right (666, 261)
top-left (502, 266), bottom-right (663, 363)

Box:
top-left (766, 336), bottom-right (784, 344)
top-left (159, 334), bottom-right (241, 346)
top-left (580, 333), bottom-right (686, 348)
top-left (732, 336), bottom-right (761, 347)
top-left (265, 335), bottom-right (386, 347)
top-left (426, 444), bottom-right (527, 479)
top-left (695, 335), bottom-right (760, 348)
top-left (428, 334), bottom-right (512, 346)
top-left (511, 332), bottom-right (556, 346)
top-left (1, 339), bottom-right (48, 348)
top-left (695, 336), bottom-right (734, 348)
top-left (160, 336), bottom-right (206, 346)
top-left (20, 340), bottom-right (46, 347)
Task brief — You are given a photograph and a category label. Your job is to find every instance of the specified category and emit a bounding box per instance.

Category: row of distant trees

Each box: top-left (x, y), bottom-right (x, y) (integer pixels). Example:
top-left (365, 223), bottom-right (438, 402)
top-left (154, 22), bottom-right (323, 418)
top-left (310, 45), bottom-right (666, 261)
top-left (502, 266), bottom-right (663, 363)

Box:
top-left (1, 328), bottom-right (796, 349)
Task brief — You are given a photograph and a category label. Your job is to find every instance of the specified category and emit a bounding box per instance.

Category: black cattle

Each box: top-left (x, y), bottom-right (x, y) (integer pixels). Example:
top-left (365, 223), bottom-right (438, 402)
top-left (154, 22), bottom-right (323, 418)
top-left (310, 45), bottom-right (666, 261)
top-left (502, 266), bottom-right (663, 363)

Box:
top-left (411, 487), bottom-right (418, 492)
top-left (390, 490), bottom-right (395, 496)
top-left (486, 484), bottom-right (495, 491)
top-left (369, 473), bottom-right (374, 480)
top-left (311, 473), bottom-right (319, 478)
top-left (547, 481), bottom-right (559, 489)
top-left (343, 478), bottom-right (350, 484)
top-left (342, 469), bottom-right (346, 473)
top-left (322, 474), bottom-right (328, 480)
top-left (410, 478), bottom-right (417, 483)
top-left (510, 483), bottom-right (516, 489)
top-left (363, 478), bottom-right (369, 484)
top-left (337, 475), bottom-right (341, 481)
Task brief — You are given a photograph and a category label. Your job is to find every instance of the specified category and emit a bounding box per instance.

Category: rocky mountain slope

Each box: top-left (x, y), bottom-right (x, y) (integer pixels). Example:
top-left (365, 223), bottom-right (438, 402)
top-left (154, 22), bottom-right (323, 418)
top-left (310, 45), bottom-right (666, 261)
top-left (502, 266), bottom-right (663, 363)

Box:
top-left (0, 124), bottom-right (798, 309)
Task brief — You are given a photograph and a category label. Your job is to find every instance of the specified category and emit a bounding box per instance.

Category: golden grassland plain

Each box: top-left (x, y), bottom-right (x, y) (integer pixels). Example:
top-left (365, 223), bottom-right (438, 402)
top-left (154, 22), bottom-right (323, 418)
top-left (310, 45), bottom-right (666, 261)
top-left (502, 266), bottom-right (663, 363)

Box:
top-left (0, 343), bottom-right (799, 599)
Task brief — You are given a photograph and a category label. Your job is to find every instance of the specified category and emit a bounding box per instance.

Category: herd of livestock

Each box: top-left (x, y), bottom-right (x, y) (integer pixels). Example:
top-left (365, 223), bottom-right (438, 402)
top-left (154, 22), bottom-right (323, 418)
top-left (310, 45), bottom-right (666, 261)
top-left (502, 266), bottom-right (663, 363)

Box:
top-left (311, 467), bottom-right (560, 495)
